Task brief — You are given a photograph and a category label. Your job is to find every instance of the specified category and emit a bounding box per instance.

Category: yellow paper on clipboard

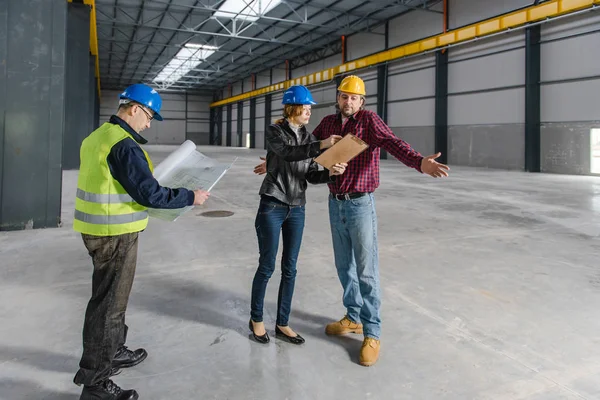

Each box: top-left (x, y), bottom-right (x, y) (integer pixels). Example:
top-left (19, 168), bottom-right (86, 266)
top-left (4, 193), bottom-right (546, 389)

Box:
top-left (314, 134), bottom-right (369, 170)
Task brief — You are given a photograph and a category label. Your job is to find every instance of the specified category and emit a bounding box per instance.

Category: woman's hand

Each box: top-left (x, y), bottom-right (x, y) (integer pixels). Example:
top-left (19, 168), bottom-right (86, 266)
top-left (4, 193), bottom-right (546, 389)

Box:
top-left (320, 135), bottom-right (343, 150)
top-left (329, 162), bottom-right (348, 176)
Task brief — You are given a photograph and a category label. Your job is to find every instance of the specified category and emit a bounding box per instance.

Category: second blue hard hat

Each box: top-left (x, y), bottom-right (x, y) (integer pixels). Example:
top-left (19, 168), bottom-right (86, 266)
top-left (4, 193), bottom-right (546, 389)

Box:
top-left (282, 85), bottom-right (317, 105)
top-left (119, 83), bottom-right (163, 121)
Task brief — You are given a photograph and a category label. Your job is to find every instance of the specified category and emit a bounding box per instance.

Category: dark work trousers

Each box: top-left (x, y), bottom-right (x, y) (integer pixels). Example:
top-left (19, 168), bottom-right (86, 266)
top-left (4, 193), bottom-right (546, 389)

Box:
top-left (73, 232), bottom-right (139, 386)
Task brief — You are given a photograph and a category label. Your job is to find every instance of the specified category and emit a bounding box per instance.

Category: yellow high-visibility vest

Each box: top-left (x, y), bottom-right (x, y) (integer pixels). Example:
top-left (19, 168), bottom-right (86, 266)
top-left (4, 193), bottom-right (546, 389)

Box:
top-left (73, 122), bottom-right (154, 236)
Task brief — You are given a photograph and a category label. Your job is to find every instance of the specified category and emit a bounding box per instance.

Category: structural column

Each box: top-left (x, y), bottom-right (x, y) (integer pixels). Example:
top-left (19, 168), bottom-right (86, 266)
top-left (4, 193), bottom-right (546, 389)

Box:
top-left (249, 98), bottom-right (256, 149)
top-left (226, 103), bottom-right (232, 147)
top-left (377, 64), bottom-right (389, 160)
top-left (0, 0), bottom-right (67, 230)
top-left (434, 51), bottom-right (449, 165)
top-left (524, 25), bottom-right (541, 172)
top-left (237, 101), bottom-right (243, 147)
top-left (63, 2), bottom-right (92, 170)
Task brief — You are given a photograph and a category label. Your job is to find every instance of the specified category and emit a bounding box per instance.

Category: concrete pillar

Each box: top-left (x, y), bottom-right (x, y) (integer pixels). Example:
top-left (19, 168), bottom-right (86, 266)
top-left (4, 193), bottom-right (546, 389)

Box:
top-left (62, 2), bottom-right (91, 170)
top-left (0, 0), bottom-right (67, 230)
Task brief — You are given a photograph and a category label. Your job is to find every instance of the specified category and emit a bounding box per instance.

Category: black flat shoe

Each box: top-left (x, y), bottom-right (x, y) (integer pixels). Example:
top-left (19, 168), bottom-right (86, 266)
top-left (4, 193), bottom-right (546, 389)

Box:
top-left (275, 326), bottom-right (305, 345)
top-left (249, 319), bottom-right (270, 344)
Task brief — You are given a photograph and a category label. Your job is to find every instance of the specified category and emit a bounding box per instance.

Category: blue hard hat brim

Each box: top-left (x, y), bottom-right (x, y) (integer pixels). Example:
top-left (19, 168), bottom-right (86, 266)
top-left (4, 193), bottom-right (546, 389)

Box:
top-left (153, 112), bottom-right (163, 121)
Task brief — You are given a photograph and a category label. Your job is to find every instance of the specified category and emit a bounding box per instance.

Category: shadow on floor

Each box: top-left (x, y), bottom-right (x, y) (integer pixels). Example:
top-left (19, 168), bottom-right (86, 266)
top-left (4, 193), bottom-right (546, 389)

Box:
top-left (129, 273), bottom-right (363, 362)
top-left (0, 378), bottom-right (79, 400)
top-left (0, 346), bottom-right (79, 374)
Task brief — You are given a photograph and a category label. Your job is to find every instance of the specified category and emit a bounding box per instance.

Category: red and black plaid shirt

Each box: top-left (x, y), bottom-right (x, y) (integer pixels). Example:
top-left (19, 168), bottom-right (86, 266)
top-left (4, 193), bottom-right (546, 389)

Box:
top-left (312, 110), bottom-right (423, 195)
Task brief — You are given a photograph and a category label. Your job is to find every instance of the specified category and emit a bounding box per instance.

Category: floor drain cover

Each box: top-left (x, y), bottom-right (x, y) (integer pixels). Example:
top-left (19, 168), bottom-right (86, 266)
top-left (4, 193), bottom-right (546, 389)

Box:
top-left (198, 210), bottom-right (235, 218)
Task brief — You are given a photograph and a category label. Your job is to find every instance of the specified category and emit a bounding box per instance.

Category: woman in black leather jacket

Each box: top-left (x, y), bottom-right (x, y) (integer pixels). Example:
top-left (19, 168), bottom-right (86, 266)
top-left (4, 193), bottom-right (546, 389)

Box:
top-left (249, 85), bottom-right (346, 345)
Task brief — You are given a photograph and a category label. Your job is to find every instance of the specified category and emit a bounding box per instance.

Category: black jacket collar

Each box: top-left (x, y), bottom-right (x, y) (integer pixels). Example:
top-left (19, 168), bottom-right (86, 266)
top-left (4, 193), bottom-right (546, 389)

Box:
top-left (109, 115), bottom-right (148, 144)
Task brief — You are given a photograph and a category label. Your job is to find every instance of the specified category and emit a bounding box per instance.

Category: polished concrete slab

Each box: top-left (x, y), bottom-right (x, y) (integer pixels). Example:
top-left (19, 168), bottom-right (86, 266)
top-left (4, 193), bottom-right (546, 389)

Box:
top-left (2, 145), bottom-right (600, 400)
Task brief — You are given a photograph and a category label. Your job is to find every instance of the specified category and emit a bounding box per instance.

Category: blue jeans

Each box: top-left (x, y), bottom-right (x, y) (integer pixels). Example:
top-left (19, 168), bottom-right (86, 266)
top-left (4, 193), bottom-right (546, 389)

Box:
top-left (251, 196), bottom-right (305, 326)
top-left (328, 193), bottom-right (381, 339)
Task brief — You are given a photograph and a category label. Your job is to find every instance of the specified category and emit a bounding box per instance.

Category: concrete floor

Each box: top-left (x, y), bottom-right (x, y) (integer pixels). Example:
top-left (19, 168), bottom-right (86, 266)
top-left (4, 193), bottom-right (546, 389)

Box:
top-left (2, 145), bottom-right (600, 400)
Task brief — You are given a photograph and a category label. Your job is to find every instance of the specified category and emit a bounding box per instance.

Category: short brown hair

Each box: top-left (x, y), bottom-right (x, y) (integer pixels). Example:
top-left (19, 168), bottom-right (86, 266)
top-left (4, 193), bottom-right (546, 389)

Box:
top-left (283, 104), bottom-right (305, 119)
top-left (275, 104), bottom-right (306, 125)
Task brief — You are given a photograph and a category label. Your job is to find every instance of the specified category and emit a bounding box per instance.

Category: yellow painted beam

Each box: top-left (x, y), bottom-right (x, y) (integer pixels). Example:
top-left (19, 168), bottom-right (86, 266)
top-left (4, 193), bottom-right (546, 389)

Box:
top-left (67, 0), bottom-right (101, 98)
top-left (210, 0), bottom-right (598, 107)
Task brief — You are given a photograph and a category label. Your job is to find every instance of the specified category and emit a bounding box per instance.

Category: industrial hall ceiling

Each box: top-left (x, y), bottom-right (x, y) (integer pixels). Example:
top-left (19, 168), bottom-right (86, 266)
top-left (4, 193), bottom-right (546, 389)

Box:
top-left (94, 0), bottom-right (443, 93)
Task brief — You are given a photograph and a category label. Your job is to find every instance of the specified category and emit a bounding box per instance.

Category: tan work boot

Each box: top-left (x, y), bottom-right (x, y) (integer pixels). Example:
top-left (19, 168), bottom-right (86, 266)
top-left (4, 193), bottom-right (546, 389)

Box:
top-left (325, 316), bottom-right (363, 335)
top-left (359, 337), bottom-right (380, 366)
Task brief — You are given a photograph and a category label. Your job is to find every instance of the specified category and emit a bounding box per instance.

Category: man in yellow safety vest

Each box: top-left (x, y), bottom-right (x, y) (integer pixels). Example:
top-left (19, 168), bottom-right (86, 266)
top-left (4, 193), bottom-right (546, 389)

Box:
top-left (72, 83), bottom-right (209, 400)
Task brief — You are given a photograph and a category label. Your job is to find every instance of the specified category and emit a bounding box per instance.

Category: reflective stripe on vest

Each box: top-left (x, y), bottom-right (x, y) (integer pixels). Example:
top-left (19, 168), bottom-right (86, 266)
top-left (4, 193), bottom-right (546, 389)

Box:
top-left (76, 188), bottom-right (134, 204)
top-left (74, 210), bottom-right (148, 225)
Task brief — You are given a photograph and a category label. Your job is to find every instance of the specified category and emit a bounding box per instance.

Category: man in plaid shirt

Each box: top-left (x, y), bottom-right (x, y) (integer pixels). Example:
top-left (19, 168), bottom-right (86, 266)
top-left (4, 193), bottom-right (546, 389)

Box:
top-left (254, 75), bottom-right (449, 366)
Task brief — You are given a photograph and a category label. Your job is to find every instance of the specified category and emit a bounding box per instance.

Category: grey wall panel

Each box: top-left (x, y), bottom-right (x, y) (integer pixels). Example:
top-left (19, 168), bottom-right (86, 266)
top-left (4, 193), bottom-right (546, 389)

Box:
top-left (187, 132), bottom-right (210, 145)
top-left (363, 104), bottom-right (377, 113)
top-left (389, 5), bottom-right (443, 47)
top-left (272, 63), bottom-right (287, 82)
top-left (448, 124), bottom-right (525, 169)
top-left (186, 111), bottom-right (210, 120)
top-left (146, 120), bottom-right (185, 145)
top-left (187, 101), bottom-right (210, 112)
top-left (541, 9), bottom-right (600, 40)
top-left (388, 54), bottom-right (435, 75)
top-left (256, 131), bottom-right (265, 150)
top-left (448, 88), bottom-right (525, 125)
top-left (541, 80), bottom-right (600, 123)
top-left (361, 70), bottom-right (378, 97)
top-left (449, 0), bottom-right (530, 29)
top-left (243, 76), bottom-right (252, 92)
top-left (541, 33), bottom-right (600, 82)
top-left (388, 99), bottom-right (436, 127)
top-left (541, 122), bottom-right (598, 174)
top-left (309, 83), bottom-right (337, 105)
top-left (256, 100), bottom-right (265, 118)
top-left (347, 25), bottom-right (385, 60)
top-left (306, 105), bottom-right (336, 132)
top-left (271, 93), bottom-right (283, 120)
top-left (242, 119), bottom-right (250, 132)
top-left (301, 55), bottom-right (340, 76)
top-left (391, 127), bottom-right (436, 155)
top-left (187, 122), bottom-right (209, 132)
top-left (1, 0), bottom-right (67, 230)
top-left (449, 49), bottom-right (525, 93)
top-left (257, 70), bottom-right (271, 87)
top-left (449, 31), bottom-right (524, 60)
top-left (158, 110), bottom-right (186, 119)
top-left (232, 81), bottom-right (242, 95)
top-left (388, 67), bottom-right (435, 101)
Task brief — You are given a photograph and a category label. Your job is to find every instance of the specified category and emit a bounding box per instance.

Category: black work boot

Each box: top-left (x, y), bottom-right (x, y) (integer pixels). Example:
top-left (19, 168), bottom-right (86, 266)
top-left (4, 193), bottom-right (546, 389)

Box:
top-left (80, 379), bottom-right (138, 400)
top-left (112, 346), bottom-right (148, 370)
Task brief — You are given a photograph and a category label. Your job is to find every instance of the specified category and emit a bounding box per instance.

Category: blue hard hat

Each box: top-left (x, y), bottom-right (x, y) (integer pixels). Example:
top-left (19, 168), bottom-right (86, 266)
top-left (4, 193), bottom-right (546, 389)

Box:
top-left (119, 83), bottom-right (163, 121)
top-left (282, 85), bottom-right (316, 105)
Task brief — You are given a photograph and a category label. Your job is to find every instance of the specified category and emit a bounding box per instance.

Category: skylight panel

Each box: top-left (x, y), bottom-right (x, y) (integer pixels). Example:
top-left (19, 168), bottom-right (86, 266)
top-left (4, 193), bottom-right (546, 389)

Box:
top-left (153, 44), bottom-right (218, 89)
top-left (213, 0), bottom-right (282, 21)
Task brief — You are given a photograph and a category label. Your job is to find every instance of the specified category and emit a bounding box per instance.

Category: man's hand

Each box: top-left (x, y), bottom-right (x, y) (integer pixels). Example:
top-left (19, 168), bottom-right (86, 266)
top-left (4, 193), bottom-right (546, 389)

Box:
top-left (253, 156), bottom-right (266, 175)
top-left (420, 152), bottom-right (450, 178)
top-left (329, 162), bottom-right (348, 176)
top-left (320, 135), bottom-right (343, 150)
top-left (193, 189), bottom-right (210, 205)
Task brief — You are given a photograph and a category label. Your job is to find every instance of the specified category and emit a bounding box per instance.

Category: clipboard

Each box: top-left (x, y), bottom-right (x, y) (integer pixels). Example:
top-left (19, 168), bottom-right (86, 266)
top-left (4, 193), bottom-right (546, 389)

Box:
top-left (314, 134), bottom-right (369, 169)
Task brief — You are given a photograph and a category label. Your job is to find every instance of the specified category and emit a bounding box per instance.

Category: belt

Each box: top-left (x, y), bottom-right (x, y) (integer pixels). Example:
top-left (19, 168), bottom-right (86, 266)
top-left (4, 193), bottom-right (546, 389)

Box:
top-left (331, 192), bottom-right (367, 201)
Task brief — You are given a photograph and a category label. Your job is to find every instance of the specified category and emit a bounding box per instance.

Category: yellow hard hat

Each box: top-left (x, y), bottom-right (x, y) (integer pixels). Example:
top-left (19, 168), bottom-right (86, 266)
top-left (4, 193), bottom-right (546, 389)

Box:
top-left (337, 75), bottom-right (366, 96)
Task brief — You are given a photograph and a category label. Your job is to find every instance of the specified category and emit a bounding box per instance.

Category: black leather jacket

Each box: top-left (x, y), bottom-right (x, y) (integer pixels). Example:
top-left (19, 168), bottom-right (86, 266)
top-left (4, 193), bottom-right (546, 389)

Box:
top-left (259, 119), bottom-right (334, 206)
